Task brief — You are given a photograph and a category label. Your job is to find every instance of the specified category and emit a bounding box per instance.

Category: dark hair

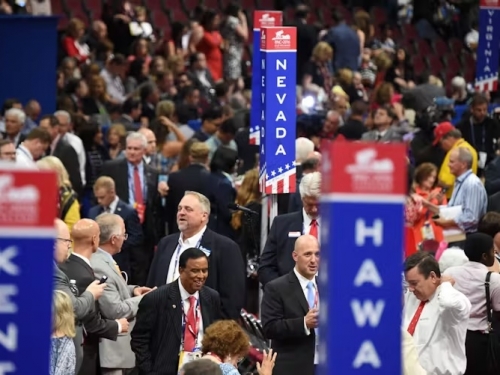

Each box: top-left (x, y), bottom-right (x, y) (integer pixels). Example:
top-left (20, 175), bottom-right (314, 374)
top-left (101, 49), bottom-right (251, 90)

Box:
top-left (202, 106), bottom-right (223, 122)
top-left (77, 119), bottom-right (100, 150)
top-left (189, 52), bottom-right (203, 66)
top-left (351, 100), bottom-right (367, 116)
top-left (331, 10), bottom-right (344, 24)
top-left (470, 93), bottom-right (488, 107)
top-left (40, 114), bottom-right (59, 128)
top-left (464, 233), bottom-right (494, 263)
top-left (26, 127), bottom-right (51, 143)
top-left (224, 3), bottom-right (240, 17)
top-left (295, 4), bottom-right (309, 19)
top-left (302, 158), bottom-right (319, 172)
top-left (404, 252), bottom-right (441, 278)
top-left (200, 9), bottom-right (217, 30)
top-left (0, 139), bottom-right (13, 149)
top-left (210, 146), bottom-right (238, 173)
top-left (129, 58), bottom-right (148, 84)
top-left (375, 104), bottom-right (397, 120)
top-left (219, 118), bottom-right (237, 136)
top-left (122, 98), bottom-right (141, 115)
top-left (140, 83), bottom-right (157, 101)
top-left (171, 22), bottom-right (186, 46)
top-left (214, 82), bottom-right (229, 98)
top-left (1, 98), bottom-right (21, 116)
top-left (64, 78), bottom-right (84, 95)
top-left (413, 162), bottom-right (438, 188)
top-left (478, 212), bottom-right (500, 238)
top-left (182, 358), bottom-right (222, 375)
top-left (179, 248), bottom-right (208, 269)
top-left (109, 53), bottom-right (127, 66)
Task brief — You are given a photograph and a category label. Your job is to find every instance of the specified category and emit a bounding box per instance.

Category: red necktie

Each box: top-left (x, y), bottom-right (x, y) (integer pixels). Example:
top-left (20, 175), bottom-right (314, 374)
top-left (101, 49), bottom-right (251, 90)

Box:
top-left (183, 296), bottom-right (197, 352)
top-left (309, 219), bottom-right (318, 239)
top-left (133, 166), bottom-right (143, 205)
top-left (407, 301), bottom-right (427, 336)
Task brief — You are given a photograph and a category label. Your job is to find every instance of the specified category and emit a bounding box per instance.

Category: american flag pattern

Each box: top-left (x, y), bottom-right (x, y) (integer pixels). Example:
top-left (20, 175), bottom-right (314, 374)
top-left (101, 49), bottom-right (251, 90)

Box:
top-left (249, 125), bottom-right (260, 145)
top-left (260, 161), bottom-right (297, 194)
top-left (475, 72), bottom-right (498, 92)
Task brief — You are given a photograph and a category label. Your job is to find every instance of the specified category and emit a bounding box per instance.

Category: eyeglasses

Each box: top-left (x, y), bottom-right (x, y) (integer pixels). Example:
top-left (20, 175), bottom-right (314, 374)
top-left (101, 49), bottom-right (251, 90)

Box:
top-left (57, 237), bottom-right (73, 246)
top-left (114, 233), bottom-right (128, 240)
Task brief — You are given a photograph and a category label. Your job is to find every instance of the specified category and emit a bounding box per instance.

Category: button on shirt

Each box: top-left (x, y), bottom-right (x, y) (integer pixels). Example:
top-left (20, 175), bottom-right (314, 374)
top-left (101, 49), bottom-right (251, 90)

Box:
top-left (178, 278), bottom-right (204, 348)
top-left (293, 268), bottom-right (319, 364)
top-left (448, 169), bottom-right (487, 233)
top-left (166, 227), bottom-right (207, 284)
top-left (403, 282), bottom-right (471, 375)
top-left (444, 261), bottom-right (500, 331)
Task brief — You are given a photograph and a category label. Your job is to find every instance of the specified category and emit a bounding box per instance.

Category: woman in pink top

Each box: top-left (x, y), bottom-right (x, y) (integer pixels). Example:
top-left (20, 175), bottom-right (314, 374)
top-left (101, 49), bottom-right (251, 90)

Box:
top-left (197, 10), bottom-right (224, 82)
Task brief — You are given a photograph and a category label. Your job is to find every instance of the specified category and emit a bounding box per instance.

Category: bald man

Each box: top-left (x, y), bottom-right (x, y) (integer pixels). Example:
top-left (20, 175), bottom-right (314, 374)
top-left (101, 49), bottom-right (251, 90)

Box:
top-left (53, 219), bottom-right (106, 373)
top-left (59, 219), bottom-right (129, 375)
top-left (261, 234), bottom-right (320, 375)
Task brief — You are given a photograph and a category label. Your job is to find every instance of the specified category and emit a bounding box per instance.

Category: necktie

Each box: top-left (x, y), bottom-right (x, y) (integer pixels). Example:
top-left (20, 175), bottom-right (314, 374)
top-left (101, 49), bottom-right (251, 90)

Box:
top-left (183, 296), bottom-right (197, 352)
top-left (133, 166), bottom-right (143, 205)
top-left (309, 220), bottom-right (318, 239)
top-left (114, 262), bottom-right (121, 275)
top-left (306, 281), bottom-right (316, 309)
top-left (376, 133), bottom-right (382, 142)
top-left (407, 301), bottom-right (427, 336)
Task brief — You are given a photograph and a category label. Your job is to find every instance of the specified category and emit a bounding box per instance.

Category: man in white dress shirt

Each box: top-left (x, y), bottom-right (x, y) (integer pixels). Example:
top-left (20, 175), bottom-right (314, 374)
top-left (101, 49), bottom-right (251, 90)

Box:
top-left (15, 127), bottom-right (51, 168)
top-left (404, 252), bottom-right (471, 375)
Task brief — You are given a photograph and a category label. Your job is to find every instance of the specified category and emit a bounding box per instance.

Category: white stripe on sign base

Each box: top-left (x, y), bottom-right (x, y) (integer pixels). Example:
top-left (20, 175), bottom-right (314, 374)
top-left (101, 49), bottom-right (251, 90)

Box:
top-left (0, 227), bottom-right (57, 238)
top-left (321, 193), bottom-right (406, 204)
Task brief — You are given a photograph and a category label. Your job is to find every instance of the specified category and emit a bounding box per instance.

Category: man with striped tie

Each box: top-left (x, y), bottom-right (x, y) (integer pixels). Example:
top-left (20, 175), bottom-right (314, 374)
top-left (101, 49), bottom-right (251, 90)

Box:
top-left (91, 213), bottom-right (154, 375)
top-left (261, 234), bottom-right (320, 375)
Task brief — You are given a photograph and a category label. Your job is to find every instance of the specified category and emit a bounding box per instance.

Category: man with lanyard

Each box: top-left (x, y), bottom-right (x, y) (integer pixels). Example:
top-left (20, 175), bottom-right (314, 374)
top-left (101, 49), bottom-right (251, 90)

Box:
top-left (457, 93), bottom-right (500, 174)
top-left (433, 121), bottom-right (478, 199)
top-left (432, 147), bottom-right (488, 247)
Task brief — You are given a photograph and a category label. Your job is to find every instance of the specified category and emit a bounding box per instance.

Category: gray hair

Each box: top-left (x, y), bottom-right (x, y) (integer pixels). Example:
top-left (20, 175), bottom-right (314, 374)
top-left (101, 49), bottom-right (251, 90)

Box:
top-left (181, 359), bottom-right (222, 375)
top-left (126, 132), bottom-right (148, 149)
top-left (457, 147), bottom-right (473, 169)
top-left (5, 108), bottom-right (26, 124)
top-left (184, 191), bottom-right (211, 215)
top-left (443, 128), bottom-right (462, 139)
top-left (95, 213), bottom-right (123, 244)
top-left (54, 110), bottom-right (71, 124)
top-left (295, 137), bottom-right (315, 163)
top-left (300, 171), bottom-right (321, 198)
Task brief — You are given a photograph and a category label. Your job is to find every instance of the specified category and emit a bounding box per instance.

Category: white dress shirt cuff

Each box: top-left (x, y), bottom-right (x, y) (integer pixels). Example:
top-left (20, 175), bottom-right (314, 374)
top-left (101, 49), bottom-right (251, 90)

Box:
top-left (116, 320), bottom-right (122, 334)
top-left (304, 318), bottom-right (311, 335)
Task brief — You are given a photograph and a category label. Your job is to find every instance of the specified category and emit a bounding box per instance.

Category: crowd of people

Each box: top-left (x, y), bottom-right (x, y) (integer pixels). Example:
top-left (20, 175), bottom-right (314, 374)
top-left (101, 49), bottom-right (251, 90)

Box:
top-left (1, 0), bottom-right (500, 374)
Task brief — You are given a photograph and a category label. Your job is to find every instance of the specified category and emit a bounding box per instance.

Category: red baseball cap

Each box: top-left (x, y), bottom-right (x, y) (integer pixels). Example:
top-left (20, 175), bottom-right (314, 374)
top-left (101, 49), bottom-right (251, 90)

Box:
top-left (433, 122), bottom-right (455, 145)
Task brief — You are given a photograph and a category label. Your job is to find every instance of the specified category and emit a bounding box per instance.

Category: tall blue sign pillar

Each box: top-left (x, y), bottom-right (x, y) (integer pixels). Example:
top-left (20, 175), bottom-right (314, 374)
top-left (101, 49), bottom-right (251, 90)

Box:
top-left (0, 167), bottom-right (57, 374)
top-left (0, 16), bottom-right (59, 114)
top-left (318, 142), bottom-right (407, 374)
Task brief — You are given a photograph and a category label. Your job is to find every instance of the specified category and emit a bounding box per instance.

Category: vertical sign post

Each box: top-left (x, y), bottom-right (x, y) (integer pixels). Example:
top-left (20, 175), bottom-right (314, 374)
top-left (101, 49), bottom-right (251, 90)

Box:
top-left (0, 166), bottom-right (57, 374)
top-left (475, 0), bottom-right (500, 92)
top-left (259, 26), bottom-right (297, 222)
top-left (318, 142), bottom-right (406, 375)
top-left (249, 10), bottom-right (282, 146)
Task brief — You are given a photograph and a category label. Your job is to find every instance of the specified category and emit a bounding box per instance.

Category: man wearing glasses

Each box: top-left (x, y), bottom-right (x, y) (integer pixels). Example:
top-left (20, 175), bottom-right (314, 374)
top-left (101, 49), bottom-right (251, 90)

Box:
top-left (0, 139), bottom-right (16, 161)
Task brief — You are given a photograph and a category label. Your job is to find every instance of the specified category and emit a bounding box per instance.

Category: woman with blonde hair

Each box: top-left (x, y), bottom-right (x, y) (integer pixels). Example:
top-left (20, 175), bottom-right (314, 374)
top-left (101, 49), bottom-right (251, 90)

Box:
top-left (37, 156), bottom-right (80, 232)
top-left (50, 290), bottom-right (76, 375)
top-left (302, 41), bottom-right (334, 95)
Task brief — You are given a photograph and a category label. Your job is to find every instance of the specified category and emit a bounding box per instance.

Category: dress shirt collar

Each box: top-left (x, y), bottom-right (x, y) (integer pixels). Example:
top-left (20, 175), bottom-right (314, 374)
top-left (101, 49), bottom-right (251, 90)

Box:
top-left (50, 134), bottom-right (61, 155)
top-left (293, 267), bottom-right (316, 290)
top-left (72, 252), bottom-right (92, 268)
top-left (17, 144), bottom-right (33, 160)
top-left (302, 209), bottom-right (319, 227)
top-left (455, 169), bottom-right (473, 184)
top-left (97, 247), bottom-right (115, 264)
top-left (179, 226), bottom-right (207, 247)
top-left (178, 278), bottom-right (200, 301)
top-left (463, 260), bottom-right (488, 271)
top-left (108, 195), bottom-right (119, 213)
top-left (127, 160), bottom-right (144, 172)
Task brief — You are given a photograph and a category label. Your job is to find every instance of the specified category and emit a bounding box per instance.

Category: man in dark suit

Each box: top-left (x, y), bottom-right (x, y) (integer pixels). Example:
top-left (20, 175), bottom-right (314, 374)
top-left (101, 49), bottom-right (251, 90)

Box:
top-left (165, 141), bottom-right (217, 234)
top-left (88, 176), bottom-right (144, 283)
top-left (1, 107), bottom-right (26, 147)
top-left (100, 131), bottom-right (163, 285)
top-left (289, 5), bottom-right (318, 83)
top-left (132, 248), bottom-right (222, 375)
top-left (259, 172), bottom-right (321, 287)
top-left (59, 219), bottom-right (129, 375)
top-left (53, 219), bottom-right (106, 373)
top-left (39, 114), bottom-right (82, 196)
top-left (147, 191), bottom-right (245, 320)
top-left (261, 235), bottom-right (320, 375)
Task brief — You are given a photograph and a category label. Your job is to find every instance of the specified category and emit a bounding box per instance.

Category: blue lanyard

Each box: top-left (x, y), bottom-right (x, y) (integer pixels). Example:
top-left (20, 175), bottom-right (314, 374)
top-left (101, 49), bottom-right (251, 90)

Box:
top-left (180, 298), bottom-right (201, 350)
top-left (170, 239), bottom-right (203, 283)
top-left (17, 145), bottom-right (31, 159)
top-left (470, 118), bottom-right (486, 151)
top-left (449, 171), bottom-right (472, 206)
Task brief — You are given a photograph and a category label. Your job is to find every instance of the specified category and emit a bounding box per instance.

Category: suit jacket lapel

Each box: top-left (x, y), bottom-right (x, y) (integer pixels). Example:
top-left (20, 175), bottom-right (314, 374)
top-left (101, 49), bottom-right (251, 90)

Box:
top-left (168, 282), bottom-right (183, 340)
top-left (199, 230), bottom-right (215, 287)
top-left (119, 159), bottom-right (129, 202)
top-left (100, 252), bottom-right (121, 278)
top-left (199, 287), bottom-right (211, 330)
top-left (70, 254), bottom-right (94, 277)
top-left (289, 272), bottom-right (309, 314)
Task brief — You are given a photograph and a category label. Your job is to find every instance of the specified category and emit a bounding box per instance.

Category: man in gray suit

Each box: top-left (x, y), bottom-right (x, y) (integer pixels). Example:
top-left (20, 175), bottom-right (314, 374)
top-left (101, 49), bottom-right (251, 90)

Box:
top-left (92, 213), bottom-right (155, 375)
top-left (361, 105), bottom-right (404, 143)
top-left (53, 219), bottom-right (106, 373)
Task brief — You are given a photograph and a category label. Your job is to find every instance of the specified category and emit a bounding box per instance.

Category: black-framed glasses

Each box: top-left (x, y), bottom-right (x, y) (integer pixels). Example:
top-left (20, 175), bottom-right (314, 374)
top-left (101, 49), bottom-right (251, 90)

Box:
top-left (57, 237), bottom-right (72, 246)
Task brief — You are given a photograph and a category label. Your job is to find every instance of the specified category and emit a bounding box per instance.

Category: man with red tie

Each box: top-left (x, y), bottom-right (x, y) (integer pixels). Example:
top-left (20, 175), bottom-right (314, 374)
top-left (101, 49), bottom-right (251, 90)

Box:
top-left (259, 172), bottom-right (321, 287)
top-left (100, 132), bottom-right (164, 285)
top-left (403, 252), bottom-right (471, 375)
top-left (131, 248), bottom-right (222, 375)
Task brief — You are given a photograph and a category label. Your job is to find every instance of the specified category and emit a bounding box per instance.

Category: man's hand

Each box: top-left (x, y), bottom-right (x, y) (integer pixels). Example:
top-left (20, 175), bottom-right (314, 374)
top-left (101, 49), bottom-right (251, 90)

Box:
top-left (305, 308), bottom-right (319, 329)
top-left (117, 318), bottom-right (129, 333)
top-left (434, 217), bottom-right (455, 228)
top-left (134, 286), bottom-right (156, 296)
top-left (440, 275), bottom-right (455, 286)
top-left (158, 181), bottom-right (169, 196)
top-left (86, 280), bottom-right (106, 300)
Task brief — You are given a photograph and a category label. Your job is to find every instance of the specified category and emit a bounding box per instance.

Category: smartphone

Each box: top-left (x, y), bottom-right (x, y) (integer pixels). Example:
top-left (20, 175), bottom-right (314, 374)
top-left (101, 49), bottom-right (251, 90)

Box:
top-left (98, 275), bottom-right (108, 285)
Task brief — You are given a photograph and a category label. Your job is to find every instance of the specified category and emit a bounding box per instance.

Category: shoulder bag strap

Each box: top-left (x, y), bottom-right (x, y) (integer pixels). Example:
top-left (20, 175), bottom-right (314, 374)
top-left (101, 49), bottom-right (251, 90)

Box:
top-left (486, 271), bottom-right (493, 331)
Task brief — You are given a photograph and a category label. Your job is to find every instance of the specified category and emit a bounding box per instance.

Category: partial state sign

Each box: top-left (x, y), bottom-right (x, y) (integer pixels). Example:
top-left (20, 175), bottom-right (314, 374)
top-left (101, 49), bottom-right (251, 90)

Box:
top-left (249, 10), bottom-right (282, 146)
top-left (475, 0), bottom-right (500, 91)
top-left (318, 142), bottom-right (406, 375)
top-left (0, 167), bottom-right (57, 375)
top-left (259, 26), bottom-right (297, 194)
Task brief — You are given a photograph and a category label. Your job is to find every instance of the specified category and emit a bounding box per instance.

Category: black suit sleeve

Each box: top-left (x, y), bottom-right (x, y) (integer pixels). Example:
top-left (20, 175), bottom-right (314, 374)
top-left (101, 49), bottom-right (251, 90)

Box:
top-left (81, 309), bottom-right (119, 340)
top-left (60, 146), bottom-right (83, 197)
top-left (217, 239), bottom-right (245, 320)
top-left (258, 219), bottom-right (281, 287)
top-left (131, 291), bottom-right (157, 374)
top-left (146, 237), bottom-right (167, 287)
top-left (124, 209), bottom-right (144, 247)
top-left (261, 281), bottom-right (307, 340)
